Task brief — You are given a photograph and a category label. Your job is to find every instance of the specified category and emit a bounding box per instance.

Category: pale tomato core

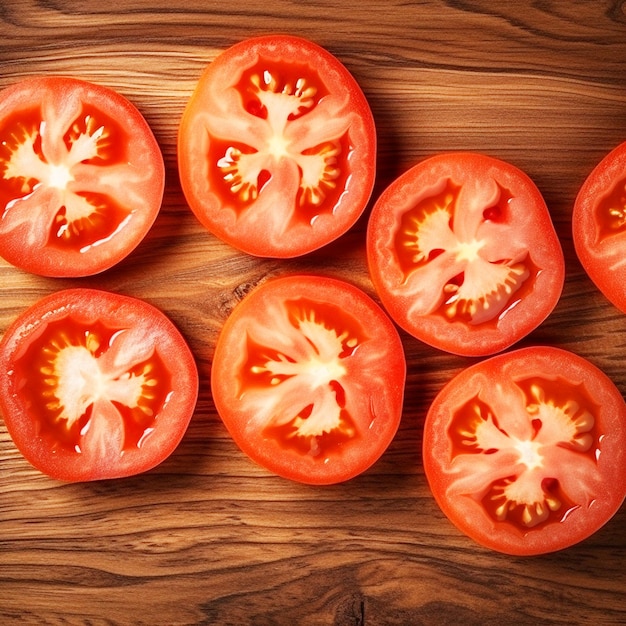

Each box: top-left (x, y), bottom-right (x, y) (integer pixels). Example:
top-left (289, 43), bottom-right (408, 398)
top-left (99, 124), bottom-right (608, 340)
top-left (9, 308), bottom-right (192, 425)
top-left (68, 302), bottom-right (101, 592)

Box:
top-left (448, 376), bottom-right (599, 531)
top-left (239, 298), bottom-right (366, 457)
top-left (0, 104), bottom-right (132, 251)
top-left (393, 178), bottom-right (536, 326)
top-left (14, 317), bottom-right (172, 454)
top-left (207, 58), bottom-right (354, 226)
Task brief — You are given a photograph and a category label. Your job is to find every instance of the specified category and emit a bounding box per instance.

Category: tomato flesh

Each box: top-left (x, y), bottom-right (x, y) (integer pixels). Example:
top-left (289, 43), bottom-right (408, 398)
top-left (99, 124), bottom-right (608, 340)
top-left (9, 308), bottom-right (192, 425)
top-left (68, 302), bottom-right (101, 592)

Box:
top-left (573, 140), bottom-right (626, 313)
top-left (448, 377), bottom-right (598, 531)
top-left (367, 152), bottom-right (565, 356)
top-left (240, 297), bottom-right (365, 458)
top-left (16, 317), bottom-right (171, 453)
top-left (178, 35), bottom-right (376, 258)
top-left (211, 275), bottom-right (406, 484)
top-left (0, 105), bottom-right (129, 249)
top-left (209, 133), bottom-right (352, 228)
top-left (595, 174), bottom-right (626, 239)
top-left (203, 53), bottom-right (352, 221)
top-left (221, 58), bottom-right (343, 223)
top-left (423, 346), bottom-right (626, 555)
top-left (0, 289), bottom-right (198, 482)
top-left (0, 77), bottom-right (164, 277)
top-left (48, 191), bottom-right (130, 251)
top-left (392, 178), bottom-right (536, 327)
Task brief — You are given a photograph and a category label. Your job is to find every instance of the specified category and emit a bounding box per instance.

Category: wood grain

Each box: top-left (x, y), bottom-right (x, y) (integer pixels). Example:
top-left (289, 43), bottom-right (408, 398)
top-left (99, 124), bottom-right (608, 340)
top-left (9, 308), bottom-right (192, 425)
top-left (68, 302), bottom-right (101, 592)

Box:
top-left (1, 1), bottom-right (626, 624)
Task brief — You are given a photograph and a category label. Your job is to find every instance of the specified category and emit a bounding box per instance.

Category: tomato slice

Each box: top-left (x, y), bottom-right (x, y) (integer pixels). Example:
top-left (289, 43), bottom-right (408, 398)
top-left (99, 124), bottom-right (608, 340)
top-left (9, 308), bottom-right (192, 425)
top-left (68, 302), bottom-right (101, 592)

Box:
top-left (0, 77), bottom-right (164, 277)
top-left (573, 140), bottom-right (626, 313)
top-left (366, 152), bottom-right (565, 357)
top-left (0, 289), bottom-right (198, 481)
top-left (178, 35), bottom-right (376, 258)
top-left (423, 346), bottom-right (626, 555)
top-left (210, 275), bottom-right (406, 485)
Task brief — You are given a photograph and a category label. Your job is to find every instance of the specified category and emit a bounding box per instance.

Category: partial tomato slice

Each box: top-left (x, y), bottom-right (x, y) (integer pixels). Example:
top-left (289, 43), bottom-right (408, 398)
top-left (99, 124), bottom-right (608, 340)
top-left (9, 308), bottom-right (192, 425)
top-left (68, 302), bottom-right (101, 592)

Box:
top-left (0, 289), bottom-right (198, 481)
top-left (367, 152), bottom-right (565, 356)
top-left (0, 77), bottom-right (164, 277)
top-left (178, 35), bottom-right (376, 258)
top-left (573, 139), bottom-right (626, 313)
top-left (423, 346), bottom-right (626, 555)
top-left (211, 275), bottom-right (406, 484)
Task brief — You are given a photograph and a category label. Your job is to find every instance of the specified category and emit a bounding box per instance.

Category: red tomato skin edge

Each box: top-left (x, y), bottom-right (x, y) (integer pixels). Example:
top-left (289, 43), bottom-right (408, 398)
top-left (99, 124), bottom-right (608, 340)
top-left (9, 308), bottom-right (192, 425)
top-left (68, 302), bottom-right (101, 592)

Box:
top-left (0, 289), bottom-right (199, 482)
top-left (178, 35), bottom-right (377, 258)
top-left (422, 346), bottom-right (626, 556)
top-left (572, 140), bottom-right (626, 314)
top-left (0, 77), bottom-right (165, 277)
top-left (366, 152), bottom-right (565, 357)
top-left (210, 274), bottom-right (406, 485)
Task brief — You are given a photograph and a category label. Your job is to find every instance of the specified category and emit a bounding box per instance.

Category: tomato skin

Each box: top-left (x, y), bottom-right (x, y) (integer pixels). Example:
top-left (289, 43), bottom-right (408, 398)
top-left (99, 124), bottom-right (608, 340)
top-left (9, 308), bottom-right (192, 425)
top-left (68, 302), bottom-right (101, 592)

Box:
top-left (178, 35), bottom-right (376, 258)
top-left (0, 289), bottom-right (198, 482)
top-left (573, 140), bottom-right (626, 313)
top-left (211, 274), bottom-right (406, 485)
top-left (423, 346), bottom-right (626, 556)
top-left (366, 152), bottom-right (565, 357)
top-left (0, 77), bottom-right (164, 277)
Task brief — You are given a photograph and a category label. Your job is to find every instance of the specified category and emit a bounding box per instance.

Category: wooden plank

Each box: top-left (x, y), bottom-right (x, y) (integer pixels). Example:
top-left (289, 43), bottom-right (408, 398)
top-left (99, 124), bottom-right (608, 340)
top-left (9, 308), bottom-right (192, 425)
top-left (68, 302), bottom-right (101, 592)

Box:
top-left (1, 1), bottom-right (625, 623)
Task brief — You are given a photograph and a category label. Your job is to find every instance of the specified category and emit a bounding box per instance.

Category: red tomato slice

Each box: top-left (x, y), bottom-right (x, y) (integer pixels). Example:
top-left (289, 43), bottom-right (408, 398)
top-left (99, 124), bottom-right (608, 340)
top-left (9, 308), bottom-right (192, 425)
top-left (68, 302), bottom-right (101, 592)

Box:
top-left (423, 346), bottom-right (626, 556)
top-left (573, 140), bottom-right (626, 313)
top-left (211, 275), bottom-right (406, 485)
top-left (366, 152), bottom-right (565, 357)
top-left (0, 77), bottom-right (164, 277)
top-left (0, 289), bottom-right (198, 482)
top-left (178, 35), bottom-right (376, 258)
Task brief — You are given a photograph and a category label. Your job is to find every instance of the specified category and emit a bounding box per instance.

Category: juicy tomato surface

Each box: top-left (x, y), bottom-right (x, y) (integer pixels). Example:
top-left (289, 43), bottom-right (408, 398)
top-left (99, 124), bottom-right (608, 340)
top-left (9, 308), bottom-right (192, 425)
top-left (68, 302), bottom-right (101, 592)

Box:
top-left (211, 274), bottom-right (406, 485)
top-left (0, 77), bottom-right (164, 277)
top-left (0, 289), bottom-right (198, 482)
top-left (423, 346), bottom-right (626, 556)
top-left (178, 35), bottom-right (376, 258)
top-left (366, 152), bottom-right (565, 357)
top-left (573, 139), bottom-right (626, 313)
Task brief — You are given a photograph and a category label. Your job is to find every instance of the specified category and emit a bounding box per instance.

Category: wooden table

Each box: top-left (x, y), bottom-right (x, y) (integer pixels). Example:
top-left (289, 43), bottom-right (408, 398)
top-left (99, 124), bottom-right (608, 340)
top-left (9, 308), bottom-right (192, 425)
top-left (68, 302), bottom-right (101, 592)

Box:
top-left (1, 1), bottom-right (625, 623)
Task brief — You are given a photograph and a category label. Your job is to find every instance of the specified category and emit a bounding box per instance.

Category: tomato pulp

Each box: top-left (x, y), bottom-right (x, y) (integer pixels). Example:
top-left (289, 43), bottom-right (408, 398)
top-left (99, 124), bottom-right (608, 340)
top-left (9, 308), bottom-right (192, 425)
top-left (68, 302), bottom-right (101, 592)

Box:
top-left (573, 139), bottom-right (626, 313)
top-left (0, 289), bottom-right (198, 481)
top-left (178, 35), bottom-right (376, 258)
top-left (423, 346), bottom-right (626, 555)
top-left (211, 274), bottom-right (406, 484)
top-left (0, 77), bottom-right (164, 277)
top-left (367, 152), bottom-right (565, 357)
